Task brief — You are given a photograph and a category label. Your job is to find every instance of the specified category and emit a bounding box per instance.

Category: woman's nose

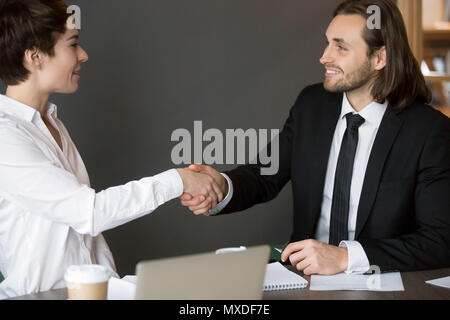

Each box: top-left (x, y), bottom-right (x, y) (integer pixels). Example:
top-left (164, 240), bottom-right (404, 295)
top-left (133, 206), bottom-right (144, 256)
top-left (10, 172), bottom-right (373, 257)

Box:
top-left (78, 46), bottom-right (88, 63)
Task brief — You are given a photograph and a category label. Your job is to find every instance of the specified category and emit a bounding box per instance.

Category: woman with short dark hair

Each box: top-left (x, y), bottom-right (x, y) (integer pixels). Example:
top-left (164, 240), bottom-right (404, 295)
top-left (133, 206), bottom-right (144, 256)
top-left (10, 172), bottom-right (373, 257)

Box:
top-left (0, 0), bottom-right (222, 299)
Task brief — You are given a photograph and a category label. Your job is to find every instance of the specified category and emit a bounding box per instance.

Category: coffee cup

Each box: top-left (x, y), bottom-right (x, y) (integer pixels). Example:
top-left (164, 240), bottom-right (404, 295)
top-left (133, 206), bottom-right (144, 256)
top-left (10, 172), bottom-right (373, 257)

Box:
top-left (64, 264), bottom-right (110, 300)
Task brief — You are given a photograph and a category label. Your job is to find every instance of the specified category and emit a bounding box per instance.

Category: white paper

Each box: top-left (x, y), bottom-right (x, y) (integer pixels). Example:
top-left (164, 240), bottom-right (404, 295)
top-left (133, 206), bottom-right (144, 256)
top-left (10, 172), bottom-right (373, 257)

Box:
top-left (263, 262), bottom-right (308, 291)
top-left (107, 276), bottom-right (137, 300)
top-left (425, 276), bottom-right (450, 289)
top-left (310, 272), bottom-right (404, 291)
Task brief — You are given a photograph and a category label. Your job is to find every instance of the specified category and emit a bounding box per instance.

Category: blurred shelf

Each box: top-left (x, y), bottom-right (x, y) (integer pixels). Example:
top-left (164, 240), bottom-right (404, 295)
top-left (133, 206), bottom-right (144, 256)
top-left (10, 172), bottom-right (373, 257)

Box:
top-left (398, 1), bottom-right (450, 118)
top-left (424, 73), bottom-right (450, 83)
top-left (435, 106), bottom-right (450, 117)
top-left (423, 26), bottom-right (450, 41)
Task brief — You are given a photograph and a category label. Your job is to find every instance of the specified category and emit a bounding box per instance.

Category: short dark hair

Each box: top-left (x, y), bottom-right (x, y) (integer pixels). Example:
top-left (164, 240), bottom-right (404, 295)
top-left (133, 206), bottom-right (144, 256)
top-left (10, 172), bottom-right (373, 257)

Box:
top-left (0, 0), bottom-right (70, 86)
top-left (334, 0), bottom-right (432, 109)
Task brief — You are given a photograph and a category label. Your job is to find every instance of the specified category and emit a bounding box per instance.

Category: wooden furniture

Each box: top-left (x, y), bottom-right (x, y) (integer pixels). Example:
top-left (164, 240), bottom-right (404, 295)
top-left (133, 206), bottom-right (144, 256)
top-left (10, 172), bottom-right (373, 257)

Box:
top-left (398, 0), bottom-right (450, 117)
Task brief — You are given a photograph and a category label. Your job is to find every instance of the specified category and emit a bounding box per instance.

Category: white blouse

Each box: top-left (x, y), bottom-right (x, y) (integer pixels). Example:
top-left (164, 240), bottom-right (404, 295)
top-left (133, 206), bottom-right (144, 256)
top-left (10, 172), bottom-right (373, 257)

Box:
top-left (0, 94), bottom-right (183, 299)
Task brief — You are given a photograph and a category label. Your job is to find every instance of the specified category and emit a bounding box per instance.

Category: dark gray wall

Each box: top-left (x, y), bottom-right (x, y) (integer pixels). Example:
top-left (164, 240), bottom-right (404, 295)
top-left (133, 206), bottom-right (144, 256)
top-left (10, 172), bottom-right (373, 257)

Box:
top-left (0, 0), bottom-right (339, 276)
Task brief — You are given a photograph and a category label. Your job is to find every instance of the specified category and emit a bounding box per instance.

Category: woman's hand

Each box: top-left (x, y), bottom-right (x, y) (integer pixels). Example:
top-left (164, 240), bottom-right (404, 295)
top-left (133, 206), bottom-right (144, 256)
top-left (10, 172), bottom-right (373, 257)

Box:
top-left (179, 165), bottom-right (228, 215)
top-left (176, 167), bottom-right (224, 215)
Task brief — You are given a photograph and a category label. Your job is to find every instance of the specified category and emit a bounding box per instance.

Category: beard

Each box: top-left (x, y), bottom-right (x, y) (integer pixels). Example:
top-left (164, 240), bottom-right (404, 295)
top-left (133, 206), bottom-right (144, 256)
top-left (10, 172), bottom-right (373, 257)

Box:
top-left (323, 58), bottom-right (374, 93)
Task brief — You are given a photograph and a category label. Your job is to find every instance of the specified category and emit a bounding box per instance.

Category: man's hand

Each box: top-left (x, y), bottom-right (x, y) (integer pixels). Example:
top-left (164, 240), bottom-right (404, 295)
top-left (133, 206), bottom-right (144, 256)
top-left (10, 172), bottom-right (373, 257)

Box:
top-left (179, 164), bottom-right (228, 216)
top-left (176, 167), bottom-right (224, 215)
top-left (281, 239), bottom-right (348, 275)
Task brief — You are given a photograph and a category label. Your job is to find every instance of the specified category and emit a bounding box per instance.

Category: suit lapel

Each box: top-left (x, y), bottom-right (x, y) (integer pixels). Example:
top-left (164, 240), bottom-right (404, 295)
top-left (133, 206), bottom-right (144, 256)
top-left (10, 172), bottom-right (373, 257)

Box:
top-left (355, 104), bottom-right (403, 239)
top-left (309, 92), bottom-right (343, 230)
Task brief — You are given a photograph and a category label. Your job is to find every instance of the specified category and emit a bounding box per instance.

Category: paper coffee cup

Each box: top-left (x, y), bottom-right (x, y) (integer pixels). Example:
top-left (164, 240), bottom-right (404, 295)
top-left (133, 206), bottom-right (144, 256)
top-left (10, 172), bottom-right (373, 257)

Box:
top-left (64, 264), bottom-right (110, 300)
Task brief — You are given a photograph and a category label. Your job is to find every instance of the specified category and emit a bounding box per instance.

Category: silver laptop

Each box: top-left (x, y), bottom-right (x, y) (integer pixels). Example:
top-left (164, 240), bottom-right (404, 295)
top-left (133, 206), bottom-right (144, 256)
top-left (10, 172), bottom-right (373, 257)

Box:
top-left (135, 245), bottom-right (270, 300)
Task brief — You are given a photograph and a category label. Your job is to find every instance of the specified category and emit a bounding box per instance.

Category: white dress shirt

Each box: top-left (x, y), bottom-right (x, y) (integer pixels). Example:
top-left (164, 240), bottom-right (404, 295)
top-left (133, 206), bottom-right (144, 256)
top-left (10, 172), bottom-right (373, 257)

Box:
top-left (0, 94), bottom-right (183, 299)
top-left (213, 93), bottom-right (388, 274)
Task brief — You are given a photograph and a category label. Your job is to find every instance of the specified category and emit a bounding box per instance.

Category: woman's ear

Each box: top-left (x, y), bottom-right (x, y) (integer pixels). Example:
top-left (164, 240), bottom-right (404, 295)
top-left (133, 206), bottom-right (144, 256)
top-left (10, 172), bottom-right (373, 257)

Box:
top-left (24, 47), bottom-right (43, 70)
top-left (373, 46), bottom-right (387, 71)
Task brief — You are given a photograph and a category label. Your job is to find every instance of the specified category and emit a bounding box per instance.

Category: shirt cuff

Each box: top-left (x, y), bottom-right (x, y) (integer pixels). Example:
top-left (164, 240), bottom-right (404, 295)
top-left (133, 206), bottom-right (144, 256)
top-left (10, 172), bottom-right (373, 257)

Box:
top-left (339, 240), bottom-right (371, 275)
top-left (208, 173), bottom-right (233, 216)
top-left (155, 168), bottom-right (184, 200)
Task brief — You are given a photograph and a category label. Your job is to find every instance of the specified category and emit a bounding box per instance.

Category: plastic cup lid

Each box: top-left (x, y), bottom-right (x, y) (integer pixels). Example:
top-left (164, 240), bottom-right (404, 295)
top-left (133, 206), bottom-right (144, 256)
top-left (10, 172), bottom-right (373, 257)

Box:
top-left (64, 264), bottom-right (110, 284)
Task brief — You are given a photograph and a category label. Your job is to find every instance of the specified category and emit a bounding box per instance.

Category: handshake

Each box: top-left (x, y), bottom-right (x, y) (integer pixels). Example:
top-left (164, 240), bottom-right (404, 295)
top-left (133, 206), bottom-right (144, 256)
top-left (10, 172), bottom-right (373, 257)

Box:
top-left (176, 164), bottom-right (228, 216)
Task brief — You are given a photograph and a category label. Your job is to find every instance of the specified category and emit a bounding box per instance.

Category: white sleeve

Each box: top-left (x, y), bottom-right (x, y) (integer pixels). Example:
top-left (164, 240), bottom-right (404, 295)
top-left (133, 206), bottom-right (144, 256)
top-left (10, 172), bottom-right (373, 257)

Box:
top-left (0, 126), bottom-right (183, 237)
top-left (339, 240), bottom-right (371, 274)
top-left (208, 173), bottom-right (233, 216)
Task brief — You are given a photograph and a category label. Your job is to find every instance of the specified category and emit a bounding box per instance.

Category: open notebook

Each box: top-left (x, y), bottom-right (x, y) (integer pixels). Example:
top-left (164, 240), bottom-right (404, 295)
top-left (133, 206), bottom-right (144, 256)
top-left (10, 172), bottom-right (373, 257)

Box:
top-left (263, 262), bottom-right (308, 291)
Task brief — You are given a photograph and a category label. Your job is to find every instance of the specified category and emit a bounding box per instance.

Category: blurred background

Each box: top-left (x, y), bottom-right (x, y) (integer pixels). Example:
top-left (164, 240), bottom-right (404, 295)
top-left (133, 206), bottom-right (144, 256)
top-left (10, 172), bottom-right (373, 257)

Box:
top-left (0, 0), bottom-right (448, 277)
top-left (398, 0), bottom-right (450, 116)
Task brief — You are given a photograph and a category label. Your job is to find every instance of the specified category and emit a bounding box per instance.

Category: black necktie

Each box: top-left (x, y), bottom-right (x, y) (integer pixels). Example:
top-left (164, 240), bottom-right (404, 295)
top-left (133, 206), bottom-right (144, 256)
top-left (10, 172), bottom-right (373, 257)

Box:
top-left (329, 113), bottom-right (365, 246)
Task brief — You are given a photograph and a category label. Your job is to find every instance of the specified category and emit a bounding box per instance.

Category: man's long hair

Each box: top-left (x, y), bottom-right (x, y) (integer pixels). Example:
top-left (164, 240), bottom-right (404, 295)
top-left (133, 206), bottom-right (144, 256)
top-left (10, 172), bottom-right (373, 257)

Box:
top-left (334, 0), bottom-right (432, 109)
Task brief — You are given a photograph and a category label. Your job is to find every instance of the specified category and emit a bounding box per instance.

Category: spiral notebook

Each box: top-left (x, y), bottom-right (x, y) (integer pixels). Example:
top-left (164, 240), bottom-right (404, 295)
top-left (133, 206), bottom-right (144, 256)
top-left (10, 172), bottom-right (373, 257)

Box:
top-left (263, 262), bottom-right (308, 291)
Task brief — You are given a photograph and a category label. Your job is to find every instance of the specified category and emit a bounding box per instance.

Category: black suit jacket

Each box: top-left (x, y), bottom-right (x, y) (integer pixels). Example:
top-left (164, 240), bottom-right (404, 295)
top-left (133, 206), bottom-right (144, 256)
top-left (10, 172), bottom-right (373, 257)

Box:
top-left (221, 83), bottom-right (450, 272)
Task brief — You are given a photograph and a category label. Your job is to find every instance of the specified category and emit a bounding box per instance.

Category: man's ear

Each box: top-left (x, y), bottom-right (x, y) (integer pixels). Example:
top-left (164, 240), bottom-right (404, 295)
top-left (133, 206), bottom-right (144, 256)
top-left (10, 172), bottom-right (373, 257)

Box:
top-left (373, 46), bottom-right (387, 71)
top-left (24, 47), bottom-right (43, 70)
